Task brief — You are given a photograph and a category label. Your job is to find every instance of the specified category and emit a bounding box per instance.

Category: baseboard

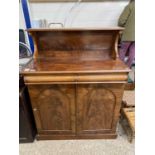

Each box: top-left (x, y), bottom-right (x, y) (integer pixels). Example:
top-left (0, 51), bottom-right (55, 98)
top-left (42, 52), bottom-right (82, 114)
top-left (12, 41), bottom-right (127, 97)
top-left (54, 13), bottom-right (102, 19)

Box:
top-left (36, 133), bottom-right (117, 140)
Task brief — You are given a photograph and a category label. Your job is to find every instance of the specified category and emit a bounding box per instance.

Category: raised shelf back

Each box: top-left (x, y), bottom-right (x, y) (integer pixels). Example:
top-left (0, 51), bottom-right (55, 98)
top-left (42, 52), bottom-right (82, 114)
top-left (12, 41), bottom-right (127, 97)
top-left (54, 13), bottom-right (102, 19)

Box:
top-left (28, 28), bottom-right (123, 60)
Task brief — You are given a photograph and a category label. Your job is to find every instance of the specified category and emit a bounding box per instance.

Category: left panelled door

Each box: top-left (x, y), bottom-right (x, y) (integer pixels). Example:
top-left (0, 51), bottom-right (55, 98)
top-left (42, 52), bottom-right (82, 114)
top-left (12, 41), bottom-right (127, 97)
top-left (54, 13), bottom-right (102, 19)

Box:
top-left (27, 84), bottom-right (76, 136)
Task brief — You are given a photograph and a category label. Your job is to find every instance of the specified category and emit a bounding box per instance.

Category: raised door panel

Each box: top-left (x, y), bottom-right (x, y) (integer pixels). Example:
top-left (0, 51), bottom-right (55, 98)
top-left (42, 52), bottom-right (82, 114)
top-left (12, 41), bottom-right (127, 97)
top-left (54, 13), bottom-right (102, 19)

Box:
top-left (28, 84), bottom-right (75, 135)
top-left (76, 83), bottom-right (124, 135)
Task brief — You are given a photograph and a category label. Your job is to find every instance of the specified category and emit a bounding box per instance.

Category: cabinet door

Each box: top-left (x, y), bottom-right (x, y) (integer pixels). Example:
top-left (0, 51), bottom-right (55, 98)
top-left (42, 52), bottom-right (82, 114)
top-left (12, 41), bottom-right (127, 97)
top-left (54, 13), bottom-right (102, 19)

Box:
top-left (28, 84), bottom-right (75, 135)
top-left (76, 83), bottom-right (124, 135)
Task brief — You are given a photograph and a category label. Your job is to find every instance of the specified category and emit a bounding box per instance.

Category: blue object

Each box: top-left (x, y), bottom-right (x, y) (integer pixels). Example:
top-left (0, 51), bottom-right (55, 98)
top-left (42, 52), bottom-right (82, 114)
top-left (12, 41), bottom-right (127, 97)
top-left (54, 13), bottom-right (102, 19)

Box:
top-left (21, 0), bottom-right (34, 53)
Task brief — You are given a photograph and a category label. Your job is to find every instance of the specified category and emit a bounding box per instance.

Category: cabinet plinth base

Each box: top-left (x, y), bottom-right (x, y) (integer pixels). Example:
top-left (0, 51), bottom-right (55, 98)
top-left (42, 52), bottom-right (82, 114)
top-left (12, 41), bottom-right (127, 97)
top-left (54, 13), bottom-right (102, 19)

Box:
top-left (36, 133), bottom-right (117, 140)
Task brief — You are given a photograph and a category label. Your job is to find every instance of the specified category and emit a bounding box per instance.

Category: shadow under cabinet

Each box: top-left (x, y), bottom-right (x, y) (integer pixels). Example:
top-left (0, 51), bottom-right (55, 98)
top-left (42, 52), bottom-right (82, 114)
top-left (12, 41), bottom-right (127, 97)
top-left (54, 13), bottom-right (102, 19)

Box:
top-left (19, 83), bottom-right (36, 143)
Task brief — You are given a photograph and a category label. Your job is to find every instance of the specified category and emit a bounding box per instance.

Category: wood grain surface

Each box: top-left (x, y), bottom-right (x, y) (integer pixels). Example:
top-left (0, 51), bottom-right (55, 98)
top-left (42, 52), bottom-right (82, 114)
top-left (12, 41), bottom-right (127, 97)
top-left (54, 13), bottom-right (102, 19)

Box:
top-left (21, 28), bottom-right (129, 140)
top-left (28, 28), bottom-right (124, 60)
top-left (28, 84), bottom-right (76, 135)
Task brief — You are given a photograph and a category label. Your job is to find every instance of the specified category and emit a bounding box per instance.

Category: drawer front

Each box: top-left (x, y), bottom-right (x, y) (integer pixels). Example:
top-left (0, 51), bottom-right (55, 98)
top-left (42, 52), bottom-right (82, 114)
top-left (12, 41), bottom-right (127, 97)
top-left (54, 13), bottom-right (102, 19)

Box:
top-left (24, 73), bottom-right (128, 84)
top-left (24, 75), bottom-right (77, 84)
top-left (77, 73), bottom-right (127, 82)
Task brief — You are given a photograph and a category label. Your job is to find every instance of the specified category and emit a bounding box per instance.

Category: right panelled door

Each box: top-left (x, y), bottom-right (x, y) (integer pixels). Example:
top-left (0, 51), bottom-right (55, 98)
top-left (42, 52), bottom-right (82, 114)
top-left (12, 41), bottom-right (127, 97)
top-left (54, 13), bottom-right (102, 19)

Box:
top-left (76, 83), bottom-right (124, 135)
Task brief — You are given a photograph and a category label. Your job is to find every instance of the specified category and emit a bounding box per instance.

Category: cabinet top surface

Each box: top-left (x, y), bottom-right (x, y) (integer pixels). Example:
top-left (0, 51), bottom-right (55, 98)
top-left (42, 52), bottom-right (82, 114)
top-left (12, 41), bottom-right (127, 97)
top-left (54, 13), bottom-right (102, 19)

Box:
top-left (20, 57), bottom-right (130, 74)
top-left (27, 27), bottom-right (124, 32)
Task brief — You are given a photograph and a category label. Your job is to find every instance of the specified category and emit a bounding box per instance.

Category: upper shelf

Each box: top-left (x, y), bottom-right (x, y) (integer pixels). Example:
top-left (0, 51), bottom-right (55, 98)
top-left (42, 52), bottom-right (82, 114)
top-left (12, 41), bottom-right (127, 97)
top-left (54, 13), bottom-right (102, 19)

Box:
top-left (27, 28), bottom-right (124, 60)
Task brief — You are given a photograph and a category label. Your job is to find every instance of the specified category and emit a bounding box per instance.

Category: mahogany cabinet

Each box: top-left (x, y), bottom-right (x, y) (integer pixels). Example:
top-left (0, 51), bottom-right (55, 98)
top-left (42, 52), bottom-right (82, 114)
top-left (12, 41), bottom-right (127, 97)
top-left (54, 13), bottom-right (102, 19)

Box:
top-left (20, 28), bottom-right (130, 140)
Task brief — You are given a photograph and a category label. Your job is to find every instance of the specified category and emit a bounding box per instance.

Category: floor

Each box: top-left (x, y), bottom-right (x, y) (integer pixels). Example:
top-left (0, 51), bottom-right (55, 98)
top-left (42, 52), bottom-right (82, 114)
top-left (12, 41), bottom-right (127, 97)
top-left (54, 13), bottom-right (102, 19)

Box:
top-left (19, 68), bottom-right (135, 155)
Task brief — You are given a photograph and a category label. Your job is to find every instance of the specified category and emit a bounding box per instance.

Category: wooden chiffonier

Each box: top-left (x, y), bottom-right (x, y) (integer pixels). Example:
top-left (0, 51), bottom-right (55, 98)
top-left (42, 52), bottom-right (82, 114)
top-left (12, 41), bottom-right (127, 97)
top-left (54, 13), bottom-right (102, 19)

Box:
top-left (20, 28), bottom-right (130, 140)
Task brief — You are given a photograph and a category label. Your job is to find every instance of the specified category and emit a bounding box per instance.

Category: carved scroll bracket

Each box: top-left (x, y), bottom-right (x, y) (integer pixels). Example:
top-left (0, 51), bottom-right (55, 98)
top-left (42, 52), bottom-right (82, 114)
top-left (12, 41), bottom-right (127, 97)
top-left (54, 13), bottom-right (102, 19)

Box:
top-left (28, 32), bottom-right (39, 59)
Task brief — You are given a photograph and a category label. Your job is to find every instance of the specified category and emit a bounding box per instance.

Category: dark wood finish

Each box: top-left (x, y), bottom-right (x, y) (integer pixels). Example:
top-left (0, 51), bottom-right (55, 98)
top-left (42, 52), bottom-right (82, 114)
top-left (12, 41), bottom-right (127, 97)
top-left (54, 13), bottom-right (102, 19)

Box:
top-left (28, 84), bottom-right (76, 135)
top-left (76, 83), bottom-right (124, 135)
top-left (36, 133), bottom-right (117, 140)
top-left (27, 28), bottom-right (124, 60)
top-left (21, 58), bottom-right (129, 74)
top-left (19, 85), bottom-right (36, 143)
top-left (21, 28), bottom-right (129, 140)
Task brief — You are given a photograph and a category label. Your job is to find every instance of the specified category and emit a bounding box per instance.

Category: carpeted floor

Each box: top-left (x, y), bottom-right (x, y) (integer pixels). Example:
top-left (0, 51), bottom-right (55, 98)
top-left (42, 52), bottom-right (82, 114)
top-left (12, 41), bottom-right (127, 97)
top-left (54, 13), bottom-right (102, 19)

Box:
top-left (19, 90), bottom-right (135, 155)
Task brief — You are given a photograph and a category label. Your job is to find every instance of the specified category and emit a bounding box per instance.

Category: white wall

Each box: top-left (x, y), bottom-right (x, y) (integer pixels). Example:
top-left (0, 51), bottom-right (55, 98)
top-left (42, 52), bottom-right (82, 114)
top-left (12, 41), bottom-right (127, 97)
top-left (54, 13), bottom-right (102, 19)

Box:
top-left (19, 2), bottom-right (30, 46)
top-left (19, 3), bottom-right (26, 29)
top-left (29, 1), bottom-right (129, 28)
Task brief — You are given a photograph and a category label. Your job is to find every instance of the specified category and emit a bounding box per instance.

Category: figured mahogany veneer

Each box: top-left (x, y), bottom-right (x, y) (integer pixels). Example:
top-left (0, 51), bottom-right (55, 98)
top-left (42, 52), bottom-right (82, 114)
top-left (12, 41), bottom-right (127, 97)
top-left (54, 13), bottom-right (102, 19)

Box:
top-left (27, 28), bottom-right (123, 59)
top-left (21, 28), bottom-right (130, 140)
